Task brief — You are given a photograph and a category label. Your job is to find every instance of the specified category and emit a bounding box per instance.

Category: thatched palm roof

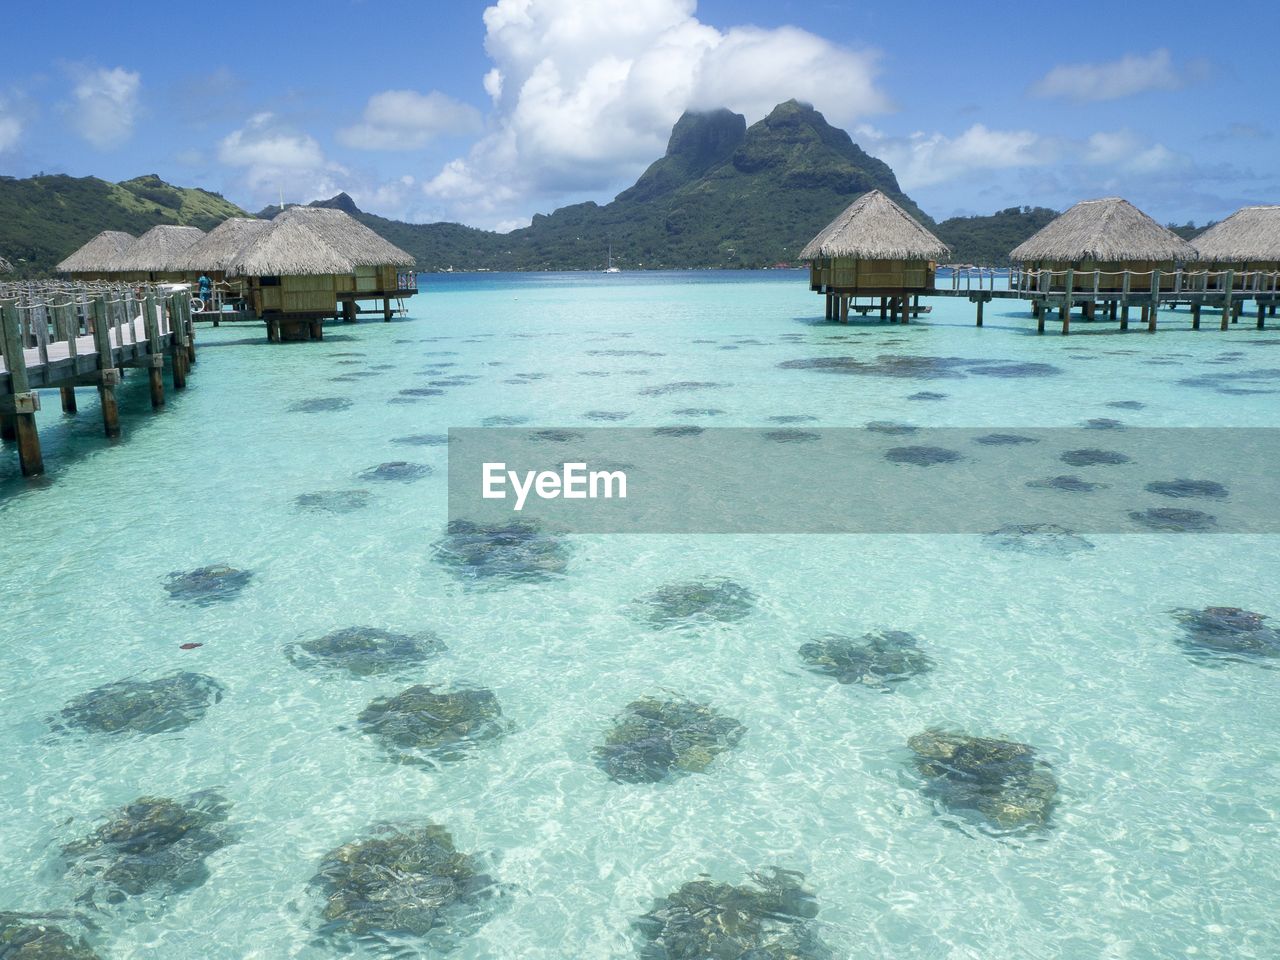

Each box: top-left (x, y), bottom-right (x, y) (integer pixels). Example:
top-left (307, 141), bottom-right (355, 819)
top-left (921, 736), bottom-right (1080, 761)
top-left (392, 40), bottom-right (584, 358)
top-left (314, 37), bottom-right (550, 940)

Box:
top-left (225, 218), bottom-right (359, 278)
top-left (102, 224), bottom-right (206, 272)
top-left (276, 207), bottom-right (415, 267)
top-left (177, 218), bottom-right (271, 272)
top-left (801, 190), bottom-right (950, 261)
top-left (1010, 197), bottom-right (1197, 263)
top-left (226, 206), bottom-right (415, 277)
top-left (1191, 205), bottom-right (1280, 262)
top-left (56, 230), bottom-right (137, 273)
top-left (0, 255), bottom-right (11, 273)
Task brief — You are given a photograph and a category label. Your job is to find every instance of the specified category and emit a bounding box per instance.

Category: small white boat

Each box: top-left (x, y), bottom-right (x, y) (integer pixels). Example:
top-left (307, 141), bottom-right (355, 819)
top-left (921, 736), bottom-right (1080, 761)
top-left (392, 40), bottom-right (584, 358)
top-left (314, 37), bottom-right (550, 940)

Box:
top-left (603, 244), bottom-right (620, 274)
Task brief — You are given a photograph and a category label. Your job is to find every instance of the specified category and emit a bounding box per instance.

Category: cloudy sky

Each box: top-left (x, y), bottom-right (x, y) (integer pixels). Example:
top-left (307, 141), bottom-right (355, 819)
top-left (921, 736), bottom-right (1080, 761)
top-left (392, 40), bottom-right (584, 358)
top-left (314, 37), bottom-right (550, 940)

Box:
top-left (2, 0), bottom-right (1274, 230)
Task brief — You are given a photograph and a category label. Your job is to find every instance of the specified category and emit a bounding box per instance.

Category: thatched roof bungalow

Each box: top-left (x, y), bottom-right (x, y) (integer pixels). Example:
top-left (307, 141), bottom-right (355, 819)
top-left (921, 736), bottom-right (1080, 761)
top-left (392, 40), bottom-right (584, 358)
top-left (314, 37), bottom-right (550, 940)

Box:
top-left (177, 217), bottom-right (271, 278)
top-left (1010, 197), bottom-right (1197, 293)
top-left (1192, 206), bottom-right (1280, 290)
top-left (101, 224), bottom-right (206, 281)
top-left (0, 255), bottom-right (11, 274)
top-left (802, 190), bottom-right (949, 321)
top-left (223, 206), bottom-right (416, 340)
top-left (56, 230), bottom-right (137, 279)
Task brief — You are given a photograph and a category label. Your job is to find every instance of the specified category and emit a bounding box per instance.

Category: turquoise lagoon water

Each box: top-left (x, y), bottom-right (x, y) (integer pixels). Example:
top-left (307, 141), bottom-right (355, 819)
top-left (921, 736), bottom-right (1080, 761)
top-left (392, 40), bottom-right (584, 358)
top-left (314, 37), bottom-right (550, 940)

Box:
top-left (1, 271), bottom-right (1278, 958)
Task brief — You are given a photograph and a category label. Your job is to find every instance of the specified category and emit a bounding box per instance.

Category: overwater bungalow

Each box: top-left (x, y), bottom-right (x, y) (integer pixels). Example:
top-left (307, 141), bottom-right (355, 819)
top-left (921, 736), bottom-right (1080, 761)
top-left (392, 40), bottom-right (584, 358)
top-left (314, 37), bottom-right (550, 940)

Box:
top-left (0, 255), bottom-right (11, 273)
top-left (224, 206), bottom-right (417, 341)
top-left (175, 217), bottom-right (272, 307)
top-left (1010, 198), bottom-right (1198, 313)
top-left (1192, 205), bottom-right (1280, 295)
top-left (55, 230), bottom-right (138, 280)
top-left (802, 189), bottom-right (950, 323)
top-left (100, 224), bottom-right (206, 283)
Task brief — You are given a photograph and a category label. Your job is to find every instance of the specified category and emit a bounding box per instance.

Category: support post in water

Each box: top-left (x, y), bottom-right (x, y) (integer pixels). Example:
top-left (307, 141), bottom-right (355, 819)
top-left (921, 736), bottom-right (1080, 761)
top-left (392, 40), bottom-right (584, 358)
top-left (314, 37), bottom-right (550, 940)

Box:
top-left (1061, 268), bottom-right (1073, 335)
top-left (91, 297), bottom-right (121, 438)
top-left (383, 297), bottom-right (392, 321)
top-left (1149, 269), bottom-right (1161, 333)
top-left (0, 299), bottom-right (44, 476)
top-left (143, 293), bottom-right (165, 408)
top-left (1221, 270), bottom-right (1234, 330)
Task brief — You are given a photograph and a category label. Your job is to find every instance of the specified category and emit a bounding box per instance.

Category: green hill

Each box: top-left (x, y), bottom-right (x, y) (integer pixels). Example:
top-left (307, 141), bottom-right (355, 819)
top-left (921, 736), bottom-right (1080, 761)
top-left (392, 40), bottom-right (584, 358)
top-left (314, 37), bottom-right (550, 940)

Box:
top-left (0, 173), bottom-right (247, 276)
top-left (5, 102), bottom-right (1074, 275)
top-left (265, 100), bottom-right (930, 271)
top-left (933, 206), bottom-right (1061, 265)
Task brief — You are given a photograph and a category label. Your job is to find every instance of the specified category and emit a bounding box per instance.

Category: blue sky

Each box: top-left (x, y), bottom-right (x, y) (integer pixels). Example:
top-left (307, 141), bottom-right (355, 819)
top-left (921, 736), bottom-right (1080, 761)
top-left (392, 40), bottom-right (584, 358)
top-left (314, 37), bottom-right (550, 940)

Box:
top-left (2, 0), bottom-right (1275, 230)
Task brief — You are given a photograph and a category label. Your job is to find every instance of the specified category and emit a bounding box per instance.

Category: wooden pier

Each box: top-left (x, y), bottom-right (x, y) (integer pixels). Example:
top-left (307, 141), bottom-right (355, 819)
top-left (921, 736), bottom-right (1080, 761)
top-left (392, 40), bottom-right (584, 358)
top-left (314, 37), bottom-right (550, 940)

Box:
top-left (0, 282), bottom-right (197, 477)
top-left (816, 266), bottom-right (1280, 334)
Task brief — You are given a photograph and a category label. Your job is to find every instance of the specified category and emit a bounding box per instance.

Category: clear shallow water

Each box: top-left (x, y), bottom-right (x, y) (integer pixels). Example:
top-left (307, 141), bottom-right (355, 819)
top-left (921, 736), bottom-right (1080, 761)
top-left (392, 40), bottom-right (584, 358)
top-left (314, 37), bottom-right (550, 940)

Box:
top-left (1, 271), bottom-right (1279, 958)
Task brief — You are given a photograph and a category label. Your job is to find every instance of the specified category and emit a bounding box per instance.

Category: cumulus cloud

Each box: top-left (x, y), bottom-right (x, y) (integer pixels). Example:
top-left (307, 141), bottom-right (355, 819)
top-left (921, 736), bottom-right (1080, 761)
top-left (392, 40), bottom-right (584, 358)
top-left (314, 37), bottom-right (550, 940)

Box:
top-left (0, 99), bottom-right (20, 152)
top-left (68, 66), bottom-right (140, 149)
top-left (337, 90), bottom-right (482, 150)
top-left (861, 124), bottom-right (1051, 189)
top-left (1084, 130), bottom-right (1180, 173)
top-left (1031, 49), bottom-right (1197, 102)
top-left (218, 112), bottom-right (347, 205)
top-left (424, 0), bottom-right (890, 225)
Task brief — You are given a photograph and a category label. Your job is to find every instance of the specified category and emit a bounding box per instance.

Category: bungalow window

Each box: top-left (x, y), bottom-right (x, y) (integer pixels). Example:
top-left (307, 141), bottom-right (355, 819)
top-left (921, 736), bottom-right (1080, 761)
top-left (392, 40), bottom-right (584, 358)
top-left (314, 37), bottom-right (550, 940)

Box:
top-left (260, 276), bottom-right (281, 286)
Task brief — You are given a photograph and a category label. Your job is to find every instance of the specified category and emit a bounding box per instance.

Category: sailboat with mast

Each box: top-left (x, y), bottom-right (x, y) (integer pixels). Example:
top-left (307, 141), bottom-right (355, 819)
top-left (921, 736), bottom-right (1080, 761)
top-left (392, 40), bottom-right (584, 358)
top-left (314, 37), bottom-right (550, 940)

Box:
top-left (602, 243), bottom-right (620, 274)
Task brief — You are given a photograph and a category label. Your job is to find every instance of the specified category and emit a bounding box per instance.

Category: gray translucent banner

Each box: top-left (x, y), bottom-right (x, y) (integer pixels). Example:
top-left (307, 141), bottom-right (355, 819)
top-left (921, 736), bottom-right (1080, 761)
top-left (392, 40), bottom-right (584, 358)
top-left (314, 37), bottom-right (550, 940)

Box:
top-left (446, 428), bottom-right (1280, 534)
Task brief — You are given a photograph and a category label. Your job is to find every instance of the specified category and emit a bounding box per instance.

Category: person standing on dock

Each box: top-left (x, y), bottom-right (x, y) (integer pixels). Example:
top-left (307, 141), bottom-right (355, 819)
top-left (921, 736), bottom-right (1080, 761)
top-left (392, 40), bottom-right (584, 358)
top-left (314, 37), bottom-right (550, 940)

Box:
top-left (197, 272), bottom-right (212, 308)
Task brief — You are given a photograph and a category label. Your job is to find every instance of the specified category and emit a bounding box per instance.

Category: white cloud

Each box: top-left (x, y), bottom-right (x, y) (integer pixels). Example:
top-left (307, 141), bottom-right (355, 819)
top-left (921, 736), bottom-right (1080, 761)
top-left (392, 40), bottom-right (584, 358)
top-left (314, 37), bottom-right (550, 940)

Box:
top-left (864, 124), bottom-right (1051, 189)
top-left (0, 99), bottom-right (20, 152)
top-left (218, 112), bottom-right (347, 205)
top-left (1084, 130), bottom-right (1180, 173)
top-left (1032, 50), bottom-right (1191, 102)
top-left (68, 66), bottom-right (140, 149)
top-left (337, 90), bottom-right (482, 150)
top-left (424, 0), bottom-right (890, 225)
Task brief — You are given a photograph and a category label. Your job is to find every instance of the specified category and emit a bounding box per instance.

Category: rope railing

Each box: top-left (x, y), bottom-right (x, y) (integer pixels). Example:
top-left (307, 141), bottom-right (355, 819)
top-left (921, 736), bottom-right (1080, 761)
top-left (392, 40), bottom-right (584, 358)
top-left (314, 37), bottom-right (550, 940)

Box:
top-left (0, 281), bottom-right (192, 370)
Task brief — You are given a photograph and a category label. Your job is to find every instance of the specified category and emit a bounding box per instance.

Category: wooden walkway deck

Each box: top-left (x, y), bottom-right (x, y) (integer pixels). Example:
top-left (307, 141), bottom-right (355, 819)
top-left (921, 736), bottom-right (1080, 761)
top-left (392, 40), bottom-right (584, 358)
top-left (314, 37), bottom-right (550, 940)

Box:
top-left (1, 284), bottom-right (196, 477)
top-left (816, 266), bottom-right (1280, 333)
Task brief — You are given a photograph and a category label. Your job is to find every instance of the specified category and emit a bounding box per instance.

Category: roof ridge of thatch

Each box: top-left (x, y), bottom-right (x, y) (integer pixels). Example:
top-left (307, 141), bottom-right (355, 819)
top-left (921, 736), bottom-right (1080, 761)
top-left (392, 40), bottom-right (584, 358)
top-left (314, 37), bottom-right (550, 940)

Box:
top-left (1010, 196), bottom-right (1198, 263)
top-left (1192, 204), bottom-right (1280, 261)
top-left (274, 206), bottom-right (415, 268)
top-left (177, 217), bottom-right (272, 272)
top-left (225, 218), bottom-right (358, 278)
top-left (101, 224), bottom-right (206, 272)
top-left (56, 230), bottom-right (138, 273)
top-left (800, 189), bottom-right (950, 261)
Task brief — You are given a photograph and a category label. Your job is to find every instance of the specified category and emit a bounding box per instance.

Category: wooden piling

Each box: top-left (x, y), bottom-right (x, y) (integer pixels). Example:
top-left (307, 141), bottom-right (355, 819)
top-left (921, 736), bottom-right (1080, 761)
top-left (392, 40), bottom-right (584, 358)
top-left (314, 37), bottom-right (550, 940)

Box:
top-left (839, 295), bottom-right (849, 324)
top-left (879, 297), bottom-right (887, 321)
top-left (60, 386), bottom-right (77, 413)
top-left (383, 297), bottom-right (392, 321)
top-left (1221, 270), bottom-right (1234, 330)
top-left (1259, 300), bottom-right (1266, 330)
top-left (0, 300), bottom-right (43, 476)
top-left (1148, 269), bottom-right (1160, 333)
top-left (143, 294), bottom-right (164, 408)
top-left (1192, 303), bottom-right (1201, 329)
top-left (90, 297), bottom-right (120, 438)
top-left (976, 297), bottom-right (984, 327)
